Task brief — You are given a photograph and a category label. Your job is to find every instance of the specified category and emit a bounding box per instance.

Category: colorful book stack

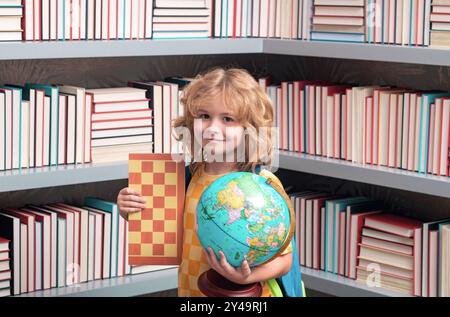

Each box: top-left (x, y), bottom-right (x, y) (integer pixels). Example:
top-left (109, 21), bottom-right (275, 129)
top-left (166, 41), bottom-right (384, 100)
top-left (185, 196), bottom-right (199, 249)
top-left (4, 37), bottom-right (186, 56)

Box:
top-left (0, 198), bottom-right (130, 295)
top-left (265, 80), bottom-right (450, 178)
top-left (22, 0), bottom-right (154, 41)
top-left (86, 87), bottom-right (154, 163)
top-left (430, 0), bottom-right (450, 46)
top-left (311, 0), bottom-right (366, 43)
top-left (214, 0), bottom-right (312, 39)
top-left (128, 80), bottom-right (183, 154)
top-left (0, 84), bottom-right (91, 171)
top-left (152, 0), bottom-right (213, 39)
top-left (288, 191), bottom-right (450, 297)
top-left (366, 0), bottom-right (431, 46)
top-left (0, 237), bottom-right (11, 297)
top-left (356, 214), bottom-right (423, 296)
top-left (0, 0), bottom-right (22, 41)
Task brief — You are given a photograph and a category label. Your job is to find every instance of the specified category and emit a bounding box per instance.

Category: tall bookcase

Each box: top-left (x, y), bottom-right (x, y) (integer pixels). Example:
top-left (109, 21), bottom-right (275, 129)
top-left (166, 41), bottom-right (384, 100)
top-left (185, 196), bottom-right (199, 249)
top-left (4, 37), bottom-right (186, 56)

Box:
top-left (1, 38), bottom-right (450, 297)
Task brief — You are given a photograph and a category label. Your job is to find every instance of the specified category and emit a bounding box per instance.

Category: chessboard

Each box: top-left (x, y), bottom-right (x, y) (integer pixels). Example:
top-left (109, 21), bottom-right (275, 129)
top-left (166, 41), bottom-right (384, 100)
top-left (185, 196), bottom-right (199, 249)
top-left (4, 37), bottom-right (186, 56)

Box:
top-left (128, 153), bottom-right (185, 265)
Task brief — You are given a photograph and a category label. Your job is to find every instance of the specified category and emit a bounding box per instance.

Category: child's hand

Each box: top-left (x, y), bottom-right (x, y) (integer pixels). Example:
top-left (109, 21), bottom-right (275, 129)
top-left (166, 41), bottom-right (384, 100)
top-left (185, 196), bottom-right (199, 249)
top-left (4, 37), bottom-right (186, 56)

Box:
top-left (117, 187), bottom-right (147, 220)
top-left (205, 247), bottom-right (252, 285)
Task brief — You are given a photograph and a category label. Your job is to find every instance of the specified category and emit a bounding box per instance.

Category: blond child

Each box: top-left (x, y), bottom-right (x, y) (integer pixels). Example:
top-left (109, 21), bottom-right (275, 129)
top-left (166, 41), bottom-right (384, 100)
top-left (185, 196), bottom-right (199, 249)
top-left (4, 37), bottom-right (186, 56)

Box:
top-left (117, 67), bottom-right (293, 297)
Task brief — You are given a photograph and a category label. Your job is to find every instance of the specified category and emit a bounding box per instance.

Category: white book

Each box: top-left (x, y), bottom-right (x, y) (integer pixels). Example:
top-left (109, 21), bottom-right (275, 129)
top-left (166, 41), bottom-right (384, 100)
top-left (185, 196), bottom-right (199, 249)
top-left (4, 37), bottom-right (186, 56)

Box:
top-left (84, 94), bottom-right (92, 163)
top-left (80, 0), bottom-right (87, 39)
top-left (87, 213), bottom-right (95, 281)
top-left (117, 0), bottom-right (126, 39)
top-left (20, 223), bottom-right (28, 293)
top-left (59, 86), bottom-right (86, 164)
top-left (21, 208), bottom-right (52, 290)
top-left (41, 0), bottom-right (50, 40)
top-left (55, 204), bottom-right (89, 283)
top-left (101, 0), bottom-right (109, 39)
top-left (414, 96), bottom-right (422, 171)
top-left (3, 89), bottom-right (12, 170)
top-left (401, 92), bottom-right (410, 169)
top-left (20, 101), bottom-right (30, 169)
top-left (84, 0), bottom-right (94, 39)
top-left (57, 217), bottom-right (66, 287)
top-left (155, 0), bottom-right (206, 7)
top-left (72, 0), bottom-right (81, 39)
top-left (432, 99), bottom-right (442, 174)
top-left (326, 95), bottom-right (333, 158)
top-left (94, 0), bottom-right (102, 40)
top-left (64, 94), bottom-right (76, 165)
top-left (252, 0), bottom-right (260, 37)
top-left (109, 0), bottom-right (118, 39)
top-left (49, 0), bottom-right (57, 40)
top-left (145, 0), bottom-right (153, 38)
top-left (214, 0), bottom-right (222, 37)
top-left (35, 221), bottom-right (42, 290)
top-left (58, 95), bottom-right (67, 165)
top-left (85, 207), bottom-right (111, 280)
top-left (34, 90), bottom-right (44, 167)
top-left (43, 96), bottom-right (50, 166)
top-left (0, 213), bottom-right (20, 295)
top-left (10, 88), bottom-right (21, 170)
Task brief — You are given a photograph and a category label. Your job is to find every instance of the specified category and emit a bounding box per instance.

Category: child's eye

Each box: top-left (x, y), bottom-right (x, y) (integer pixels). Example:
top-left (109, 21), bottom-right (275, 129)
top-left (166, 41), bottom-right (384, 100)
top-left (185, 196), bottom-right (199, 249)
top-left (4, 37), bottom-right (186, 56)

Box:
top-left (199, 114), bottom-right (210, 120)
top-left (223, 116), bottom-right (235, 123)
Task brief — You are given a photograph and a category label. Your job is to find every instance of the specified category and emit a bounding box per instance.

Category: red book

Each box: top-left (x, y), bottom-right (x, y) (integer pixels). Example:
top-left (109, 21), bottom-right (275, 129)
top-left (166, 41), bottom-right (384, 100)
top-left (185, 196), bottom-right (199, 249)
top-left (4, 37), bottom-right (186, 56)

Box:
top-left (0, 237), bottom-right (9, 252)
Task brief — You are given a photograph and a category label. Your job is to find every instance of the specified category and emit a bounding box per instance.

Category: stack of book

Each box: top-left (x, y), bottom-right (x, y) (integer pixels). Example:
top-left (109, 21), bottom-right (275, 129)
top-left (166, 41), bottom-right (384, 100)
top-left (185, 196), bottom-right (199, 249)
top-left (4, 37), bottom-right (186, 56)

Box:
top-left (356, 213), bottom-right (423, 296)
top-left (311, 0), bottom-right (365, 43)
top-left (0, 237), bottom-right (11, 297)
top-left (128, 80), bottom-right (184, 154)
top-left (0, 0), bottom-right (22, 41)
top-left (430, 0), bottom-right (450, 46)
top-left (152, 0), bottom-right (213, 39)
top-left (86, 87), bottom-right (154, 163)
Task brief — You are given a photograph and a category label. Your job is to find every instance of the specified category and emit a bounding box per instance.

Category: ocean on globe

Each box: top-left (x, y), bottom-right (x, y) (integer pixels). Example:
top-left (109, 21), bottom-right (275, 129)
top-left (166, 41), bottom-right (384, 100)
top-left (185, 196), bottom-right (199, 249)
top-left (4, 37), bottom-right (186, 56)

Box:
top-left (196, 172), bottom-right (292, 268)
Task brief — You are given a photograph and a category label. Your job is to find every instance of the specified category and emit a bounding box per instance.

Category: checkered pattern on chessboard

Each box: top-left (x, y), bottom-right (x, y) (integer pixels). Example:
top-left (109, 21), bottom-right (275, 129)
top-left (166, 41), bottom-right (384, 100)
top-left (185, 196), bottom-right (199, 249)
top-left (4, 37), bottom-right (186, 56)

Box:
top-left (128, 159), bottom-right (180, 259)
top-left (177, 165), bottom-right (292, 297)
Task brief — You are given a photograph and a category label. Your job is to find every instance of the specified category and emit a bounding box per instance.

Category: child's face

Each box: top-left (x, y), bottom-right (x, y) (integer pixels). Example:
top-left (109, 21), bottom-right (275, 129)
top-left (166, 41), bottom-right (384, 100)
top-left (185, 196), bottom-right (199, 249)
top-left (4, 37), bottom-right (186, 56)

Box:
top-left (194, 95), bottom-right (245, 162)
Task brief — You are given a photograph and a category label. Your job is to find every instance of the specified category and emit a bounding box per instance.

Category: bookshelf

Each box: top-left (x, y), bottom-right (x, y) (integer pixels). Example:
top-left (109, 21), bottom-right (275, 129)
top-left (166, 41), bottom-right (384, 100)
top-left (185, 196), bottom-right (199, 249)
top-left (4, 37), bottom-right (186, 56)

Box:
top-left (1, 39), bottom-right (450, 66)
top-left (3, 152), bottom-right (449, 197)
top-left (1, 38), bottom-right (449, 298)
top-left (16, 266), bottom-right (406, 297)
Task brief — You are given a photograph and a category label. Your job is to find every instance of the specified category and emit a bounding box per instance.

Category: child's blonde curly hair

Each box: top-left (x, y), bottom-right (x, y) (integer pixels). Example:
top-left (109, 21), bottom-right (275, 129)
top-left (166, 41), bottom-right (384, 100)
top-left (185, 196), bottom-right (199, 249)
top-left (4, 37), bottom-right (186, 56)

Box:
top-left (173, 67), bottom-right (274, 176)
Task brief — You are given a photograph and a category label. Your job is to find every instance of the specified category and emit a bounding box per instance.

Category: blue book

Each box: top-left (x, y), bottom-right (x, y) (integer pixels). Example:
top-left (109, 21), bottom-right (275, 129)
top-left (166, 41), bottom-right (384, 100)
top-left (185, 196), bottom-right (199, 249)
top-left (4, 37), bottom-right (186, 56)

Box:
top-left (310, 32), bottom-right (365, 43)
top-left (84, 197), bottom-right (119, 278)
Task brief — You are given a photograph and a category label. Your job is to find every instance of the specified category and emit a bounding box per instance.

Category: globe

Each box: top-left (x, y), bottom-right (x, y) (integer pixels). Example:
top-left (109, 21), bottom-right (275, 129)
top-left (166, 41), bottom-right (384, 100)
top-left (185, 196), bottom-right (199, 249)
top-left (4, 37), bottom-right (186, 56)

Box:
top-left (196, 172), bottom-right (294, 268)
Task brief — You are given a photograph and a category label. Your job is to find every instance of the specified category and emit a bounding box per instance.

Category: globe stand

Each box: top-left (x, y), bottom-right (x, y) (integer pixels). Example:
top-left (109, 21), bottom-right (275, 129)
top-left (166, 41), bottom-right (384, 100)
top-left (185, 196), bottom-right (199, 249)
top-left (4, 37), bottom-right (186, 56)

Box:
top-left (198, 269), bottom-right (262, 297)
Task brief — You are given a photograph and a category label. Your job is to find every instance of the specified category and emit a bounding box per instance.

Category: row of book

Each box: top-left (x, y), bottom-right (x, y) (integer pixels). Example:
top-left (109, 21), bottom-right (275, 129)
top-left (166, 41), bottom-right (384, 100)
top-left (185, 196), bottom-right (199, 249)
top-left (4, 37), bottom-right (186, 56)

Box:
top-left (288, 191), bottom-right (450, 297)
top-left (0, 198), bottom-right (176, 296)
top-left (0, 77), bottom-right (189, 170)
top-left (262, 79), bottom-right (450, 177)
top-left (0, 84), bottom-right (92, 171)
top-left (0, 237), bottom-right (11, 297)
top-left (1, 0), bottom-right (450, 47)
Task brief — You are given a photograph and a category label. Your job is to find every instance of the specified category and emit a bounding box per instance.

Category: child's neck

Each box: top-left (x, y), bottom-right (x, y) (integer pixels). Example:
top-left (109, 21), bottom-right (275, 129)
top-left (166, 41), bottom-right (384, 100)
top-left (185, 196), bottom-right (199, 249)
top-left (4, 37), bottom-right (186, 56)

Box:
top-left (204, 162), bottom-right (239, 175)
